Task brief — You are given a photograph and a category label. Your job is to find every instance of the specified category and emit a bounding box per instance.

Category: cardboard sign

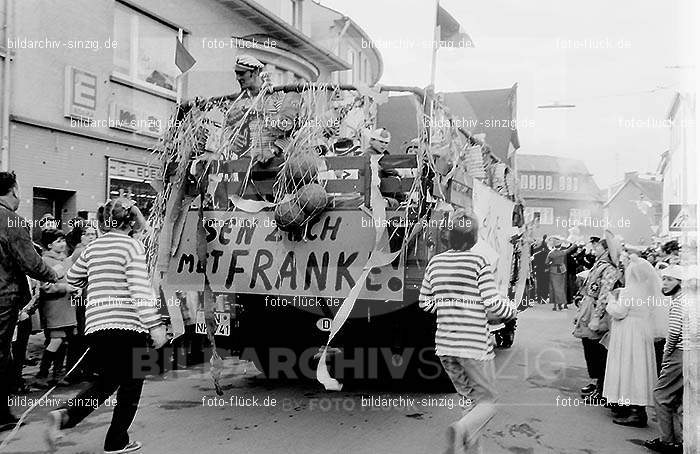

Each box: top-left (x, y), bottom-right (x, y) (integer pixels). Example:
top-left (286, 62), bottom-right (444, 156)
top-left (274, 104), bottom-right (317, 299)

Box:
top-left (195, 311), bottom-right (230, 336)
top-left (165, 211), bottom-right (404, 301)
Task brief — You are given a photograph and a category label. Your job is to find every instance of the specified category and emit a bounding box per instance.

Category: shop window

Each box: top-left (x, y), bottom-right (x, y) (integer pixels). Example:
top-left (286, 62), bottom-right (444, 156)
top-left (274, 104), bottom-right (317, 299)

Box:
top-left (545, 175), bottom-right (552, 190)
top-left (113, 2), bottom-right (180, 93)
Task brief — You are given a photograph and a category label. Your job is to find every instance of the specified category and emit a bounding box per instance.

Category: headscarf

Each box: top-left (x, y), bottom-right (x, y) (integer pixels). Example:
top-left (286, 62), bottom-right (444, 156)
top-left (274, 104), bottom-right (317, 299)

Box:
top-left (619, 255), bottom-right (667, 338)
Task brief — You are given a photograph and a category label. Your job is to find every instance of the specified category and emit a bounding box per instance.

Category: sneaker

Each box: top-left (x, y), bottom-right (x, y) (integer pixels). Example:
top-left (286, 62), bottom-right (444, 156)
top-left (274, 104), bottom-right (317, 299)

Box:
top-left (104, 441), bottom-right (143, 454)
top-left (45, 409), bottom-right (65, 452)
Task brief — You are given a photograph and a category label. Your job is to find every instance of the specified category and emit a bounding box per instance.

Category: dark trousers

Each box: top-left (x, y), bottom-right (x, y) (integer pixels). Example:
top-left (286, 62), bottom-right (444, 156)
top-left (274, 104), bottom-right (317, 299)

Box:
top-left (59, 330), bottom-right (149, 451)
top-left (653, 349), bottom-right (683, 445)
top-left (11, 318), bottom-right (32, 389)
top-left (654, 339), bottom-right (666, 377)
top-left (0, 304), bottom-right (19, 419)
top-left (582, 337), bottom-right (607, 391)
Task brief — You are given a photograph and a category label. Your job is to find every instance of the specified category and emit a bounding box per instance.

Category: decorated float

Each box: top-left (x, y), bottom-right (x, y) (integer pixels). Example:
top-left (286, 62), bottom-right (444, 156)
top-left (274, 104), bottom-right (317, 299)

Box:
top-left (143, 80), bottom-right (528, 392)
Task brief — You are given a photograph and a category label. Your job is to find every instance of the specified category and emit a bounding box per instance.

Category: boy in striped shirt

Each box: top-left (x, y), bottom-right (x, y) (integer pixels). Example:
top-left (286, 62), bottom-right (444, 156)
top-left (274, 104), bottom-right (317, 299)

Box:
top-left (420, 213), bottom-right (515, 454)
top-left (646, 265), bottom-right (686, 454)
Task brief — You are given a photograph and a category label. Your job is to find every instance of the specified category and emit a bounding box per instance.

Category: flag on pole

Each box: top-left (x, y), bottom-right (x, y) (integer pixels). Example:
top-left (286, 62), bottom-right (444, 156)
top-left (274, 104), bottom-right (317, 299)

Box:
top-left (436, 3), bottom-right (474, 48)
top-left (175, 38), bottom-right (196, 73)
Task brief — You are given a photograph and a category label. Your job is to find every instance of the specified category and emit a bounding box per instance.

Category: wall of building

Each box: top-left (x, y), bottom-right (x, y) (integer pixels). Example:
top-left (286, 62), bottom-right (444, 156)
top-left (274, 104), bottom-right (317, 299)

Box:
top-left (7, 0), bottom-right (339, 224)
top-left (603, 183), bottom-right (658, 245)
top-left (524, 197), bottom-right (603, 239)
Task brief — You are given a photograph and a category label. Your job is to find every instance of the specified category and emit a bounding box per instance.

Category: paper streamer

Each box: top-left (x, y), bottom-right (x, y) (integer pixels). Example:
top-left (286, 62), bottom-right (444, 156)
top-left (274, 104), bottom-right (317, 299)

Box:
top-left (316, 155), bottom-right (400, 390)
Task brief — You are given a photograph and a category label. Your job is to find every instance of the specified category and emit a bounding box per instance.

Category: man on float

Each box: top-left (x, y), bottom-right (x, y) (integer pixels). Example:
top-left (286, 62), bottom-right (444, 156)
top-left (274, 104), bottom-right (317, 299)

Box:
top-left (226, 55), bottom-right (299, 166)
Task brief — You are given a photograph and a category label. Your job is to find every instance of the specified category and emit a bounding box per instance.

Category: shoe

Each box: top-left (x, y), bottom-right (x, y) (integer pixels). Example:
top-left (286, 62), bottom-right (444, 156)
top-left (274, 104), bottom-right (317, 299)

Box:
top-left (45, 409), bottom-right (65, 452)
top-left (104, 441), bottom-right (143, 453)
top-left (643, 438), bottom-right (681, 453)
top-left (612, 407), bottom-right (647, 427)
top-left (580, 383), bottom-right (596, 396)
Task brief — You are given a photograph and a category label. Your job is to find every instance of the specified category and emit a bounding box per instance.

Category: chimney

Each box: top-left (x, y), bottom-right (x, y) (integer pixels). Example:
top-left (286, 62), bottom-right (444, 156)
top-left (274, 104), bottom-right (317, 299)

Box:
top-left (624, 171), bottom-right (638, 181)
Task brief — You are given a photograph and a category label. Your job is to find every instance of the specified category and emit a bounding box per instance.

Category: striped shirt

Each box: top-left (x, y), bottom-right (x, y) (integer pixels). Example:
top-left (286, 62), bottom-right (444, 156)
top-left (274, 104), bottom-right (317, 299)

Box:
top-left (67, 232), bottom-right (162, 335)
top-left (419, 250), bottom-right (515, 360)
top-left (664, 289), bottom-right (686, 354)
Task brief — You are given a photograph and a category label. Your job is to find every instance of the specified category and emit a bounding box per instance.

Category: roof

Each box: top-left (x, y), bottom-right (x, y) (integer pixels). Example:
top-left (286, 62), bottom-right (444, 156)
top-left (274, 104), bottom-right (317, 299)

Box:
top-left (441, 86), bottom-right (519, 163)
top-left (309, 1), bottom-right (383, 84)
top-left (603, 176), bottom-right (662, 207)
top-left (217, 0), bottom-right (350, 74)
top-left (516, 154), bottom-right (591, 175)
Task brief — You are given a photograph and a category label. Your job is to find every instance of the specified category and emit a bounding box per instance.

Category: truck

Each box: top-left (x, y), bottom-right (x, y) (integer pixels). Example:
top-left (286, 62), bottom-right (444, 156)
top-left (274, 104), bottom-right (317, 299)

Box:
top-left (146, 83), bottom-right (521, 390)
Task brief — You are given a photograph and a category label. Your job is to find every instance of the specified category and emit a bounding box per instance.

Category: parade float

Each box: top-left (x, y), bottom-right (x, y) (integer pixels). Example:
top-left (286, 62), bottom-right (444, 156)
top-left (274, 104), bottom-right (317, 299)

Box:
top-left (144, 81), bottom-right (526, 392)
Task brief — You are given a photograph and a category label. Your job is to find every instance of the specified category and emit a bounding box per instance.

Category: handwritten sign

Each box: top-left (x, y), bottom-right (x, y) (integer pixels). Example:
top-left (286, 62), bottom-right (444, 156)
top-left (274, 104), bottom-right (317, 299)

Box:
top-left (165, 211), bottom-right (404, 301)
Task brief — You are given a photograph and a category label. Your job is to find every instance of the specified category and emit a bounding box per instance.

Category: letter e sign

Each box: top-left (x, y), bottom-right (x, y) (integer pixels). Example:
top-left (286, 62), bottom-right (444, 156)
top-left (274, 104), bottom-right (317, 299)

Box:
top-left (64, 66), bottom-right (97, 121)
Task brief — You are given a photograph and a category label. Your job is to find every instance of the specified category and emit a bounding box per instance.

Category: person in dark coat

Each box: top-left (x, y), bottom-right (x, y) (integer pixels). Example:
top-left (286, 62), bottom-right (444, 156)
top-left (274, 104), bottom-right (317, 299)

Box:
top-left (531, 235), bottom-right (550, 304)
top-left (0, 171), bottom-right (58, 430)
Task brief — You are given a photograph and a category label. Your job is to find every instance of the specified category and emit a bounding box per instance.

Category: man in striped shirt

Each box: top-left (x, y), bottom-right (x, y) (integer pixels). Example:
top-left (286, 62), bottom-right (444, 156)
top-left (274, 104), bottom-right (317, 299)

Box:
top-left (646, 265), bottom-right (686, 454)
top-left (45, 199), bottom-right (166, 454)
top-left (420, 213), bottom-right (515, 454)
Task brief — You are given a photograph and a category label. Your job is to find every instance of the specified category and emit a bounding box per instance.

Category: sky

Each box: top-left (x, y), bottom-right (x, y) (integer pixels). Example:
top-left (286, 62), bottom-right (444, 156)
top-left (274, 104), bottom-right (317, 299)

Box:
top-left (319, 0), bottom-right (696, 188)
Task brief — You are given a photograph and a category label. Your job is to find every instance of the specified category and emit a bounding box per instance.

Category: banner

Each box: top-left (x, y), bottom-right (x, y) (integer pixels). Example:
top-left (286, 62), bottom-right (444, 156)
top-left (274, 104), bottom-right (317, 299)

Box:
top-left (165, 210), bottom-right (404, 301)
top-left (471, 179), bottom-right (515, 296)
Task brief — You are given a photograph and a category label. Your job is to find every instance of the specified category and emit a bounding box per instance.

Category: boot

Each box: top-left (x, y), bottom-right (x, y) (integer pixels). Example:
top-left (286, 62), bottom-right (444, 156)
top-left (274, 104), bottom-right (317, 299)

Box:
top-left (613, 405), bottom-right (647, 427)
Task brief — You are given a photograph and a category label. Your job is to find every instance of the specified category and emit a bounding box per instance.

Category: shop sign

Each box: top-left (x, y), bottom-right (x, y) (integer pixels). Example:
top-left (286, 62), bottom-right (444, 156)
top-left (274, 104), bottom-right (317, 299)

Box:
top-left (108, 102), bottom-right (165, 138)
top-left (64, 66), bottom-right (97, 121)
top-left (108, 158), bottom-right (160, 182)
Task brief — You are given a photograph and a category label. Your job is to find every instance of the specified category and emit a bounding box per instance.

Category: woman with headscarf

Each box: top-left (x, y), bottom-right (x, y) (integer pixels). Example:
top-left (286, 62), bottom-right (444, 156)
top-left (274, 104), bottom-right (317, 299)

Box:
top-left (602, 255), bottom-right (666, 427)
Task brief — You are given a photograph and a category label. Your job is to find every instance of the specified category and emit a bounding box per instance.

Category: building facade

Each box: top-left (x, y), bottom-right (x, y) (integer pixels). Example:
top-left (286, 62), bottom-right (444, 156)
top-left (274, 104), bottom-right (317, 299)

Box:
top-left (0, 0), bottom-right (367, 238)
top-left (658, 91), bottom-right (697, 239)
top-left (516, 154), bottom-right (603, 238)
top-left (603, 171), bottom-right (661, 246)
top-left (307, 1), bottom-right (383, 85)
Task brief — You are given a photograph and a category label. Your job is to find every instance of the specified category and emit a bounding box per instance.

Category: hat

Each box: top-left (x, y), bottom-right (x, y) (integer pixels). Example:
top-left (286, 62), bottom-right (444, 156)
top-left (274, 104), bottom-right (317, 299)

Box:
top-left (235, 55), bottom-right (264, 72)
top-left (589, 236), bottom-right (601, 243)
top-left (603, 229), bottom-right (621, 265)
top-left (41, 228), bottom-right (65, 249)
top-left (658, 264), bottom-right (685, 281)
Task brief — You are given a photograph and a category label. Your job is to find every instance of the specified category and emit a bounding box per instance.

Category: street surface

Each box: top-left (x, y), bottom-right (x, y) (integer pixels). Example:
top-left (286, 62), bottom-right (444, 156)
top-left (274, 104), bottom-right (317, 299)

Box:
top-left (3, 304), bottom-right (661, 454)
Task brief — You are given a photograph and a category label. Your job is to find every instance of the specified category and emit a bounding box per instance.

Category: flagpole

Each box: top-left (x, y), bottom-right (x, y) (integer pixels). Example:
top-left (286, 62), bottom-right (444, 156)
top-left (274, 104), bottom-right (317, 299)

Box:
top-left (176, 30), bottom-right (184, 106)
top-left (429, 0), bottom-right (440, 90)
